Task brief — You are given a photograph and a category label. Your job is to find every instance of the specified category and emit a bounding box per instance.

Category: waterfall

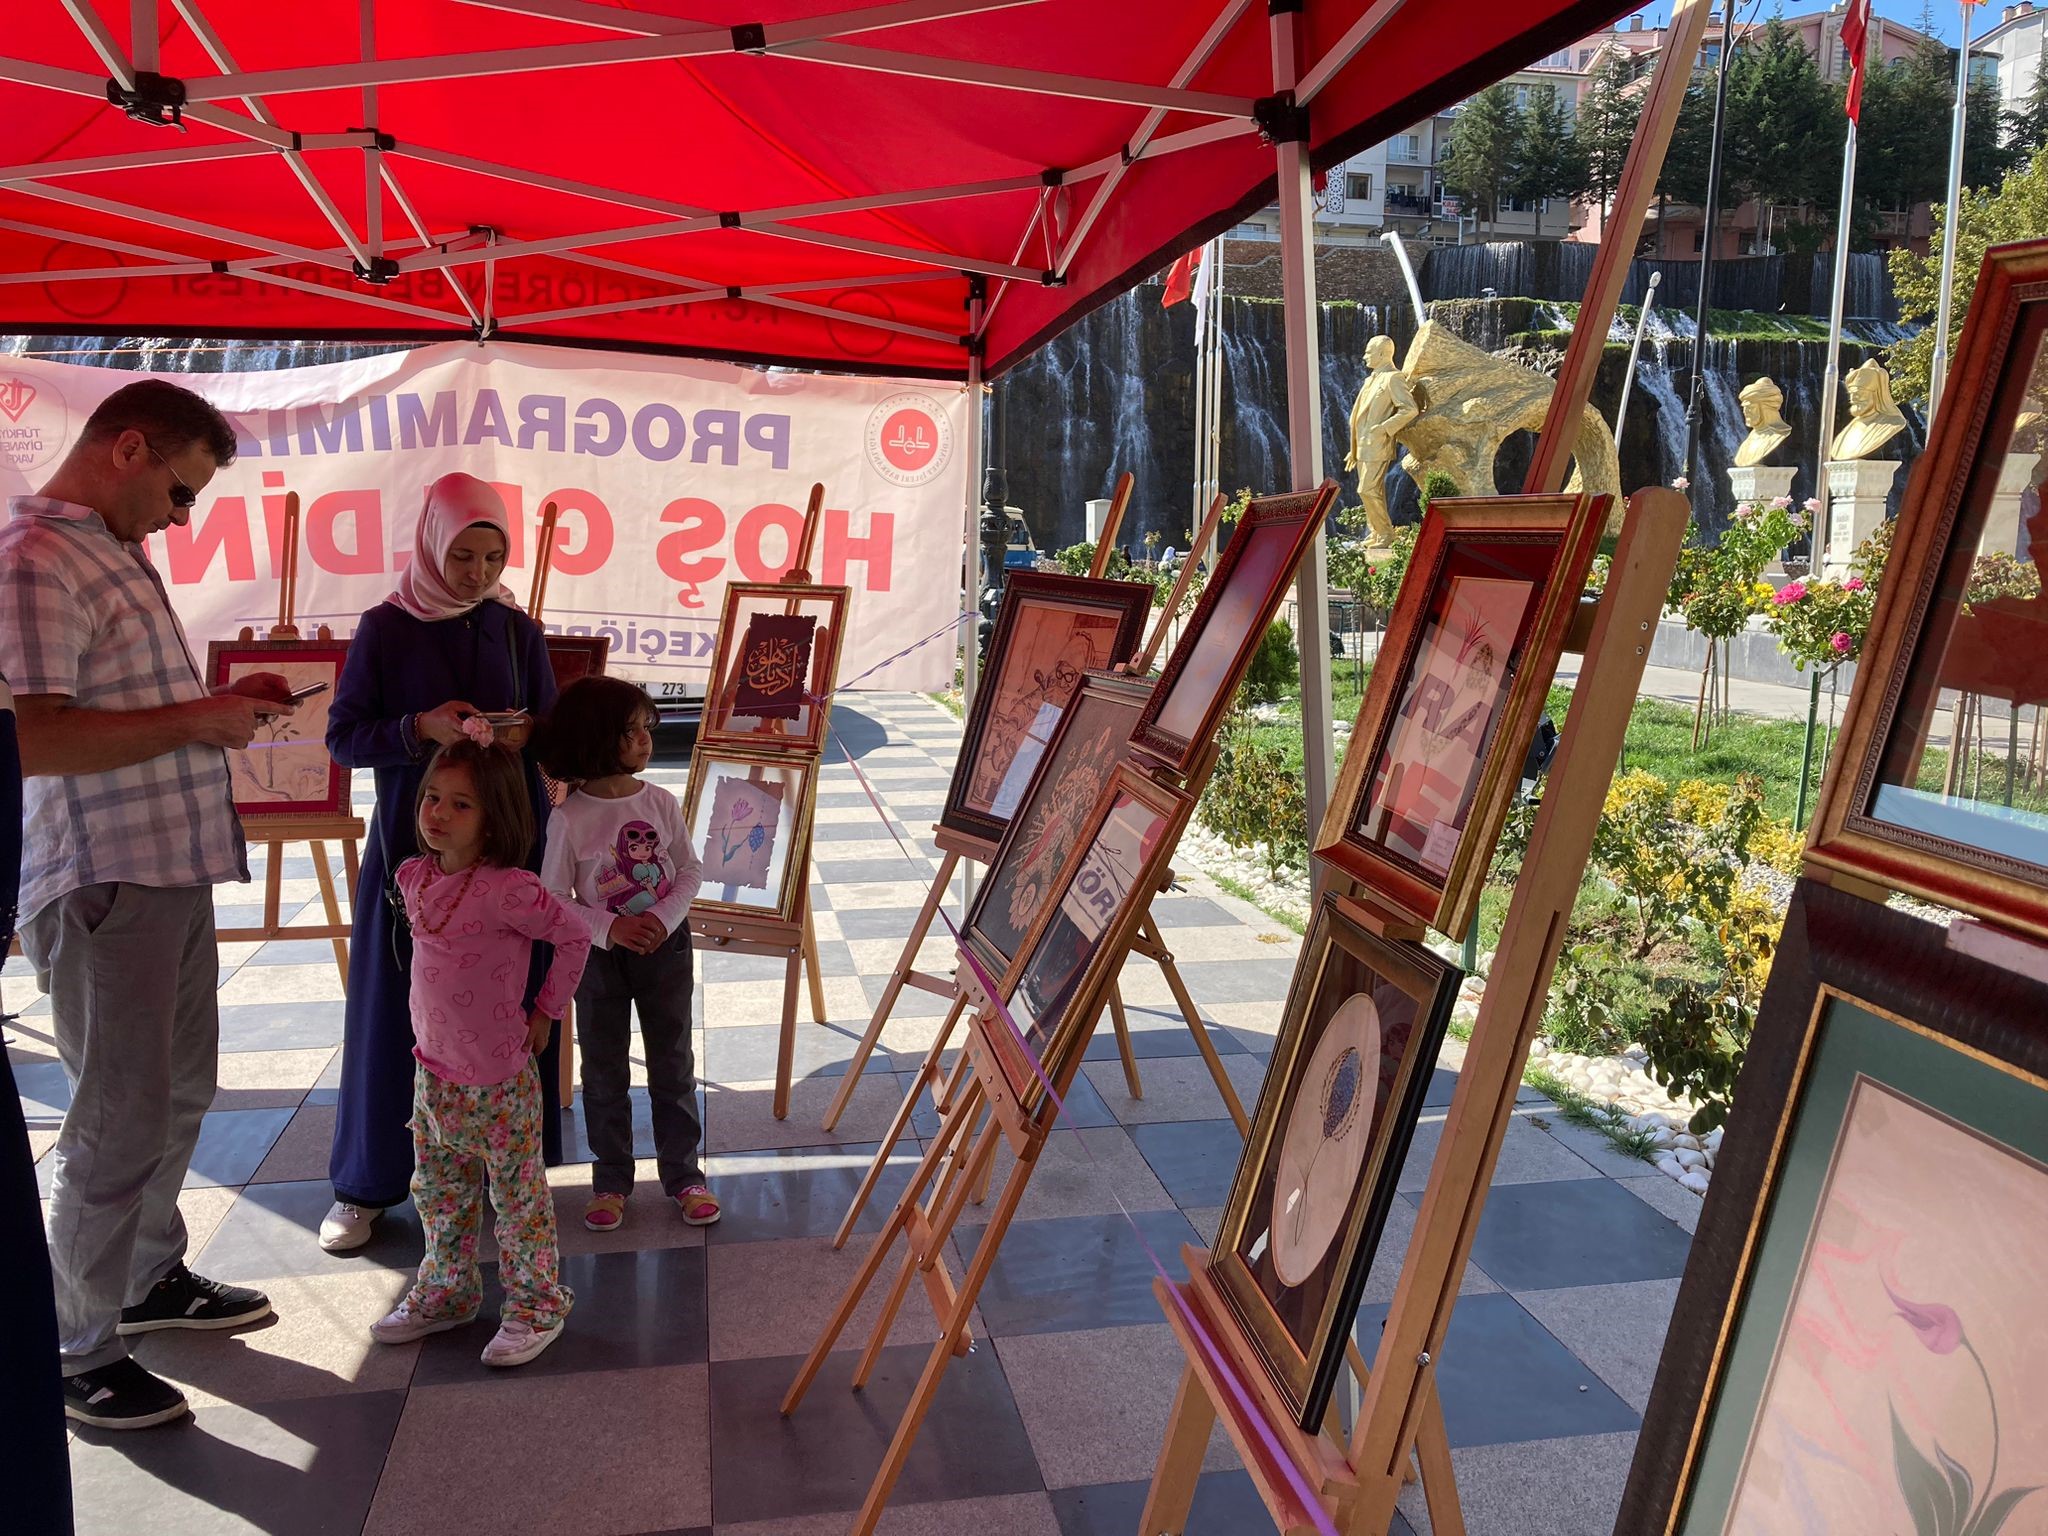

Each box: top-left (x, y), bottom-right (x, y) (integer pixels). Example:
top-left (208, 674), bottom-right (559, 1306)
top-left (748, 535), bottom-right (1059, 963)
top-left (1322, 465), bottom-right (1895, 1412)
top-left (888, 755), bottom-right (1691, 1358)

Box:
top-left (1418, 242), bottom-right (1898, 320)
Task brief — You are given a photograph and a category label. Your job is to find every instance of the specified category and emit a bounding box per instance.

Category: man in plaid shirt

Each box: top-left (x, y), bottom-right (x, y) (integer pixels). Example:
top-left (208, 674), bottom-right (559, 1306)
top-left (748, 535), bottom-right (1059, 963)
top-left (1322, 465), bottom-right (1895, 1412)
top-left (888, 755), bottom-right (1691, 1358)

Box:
top-left (0, 380), bottom-right (297, 1431)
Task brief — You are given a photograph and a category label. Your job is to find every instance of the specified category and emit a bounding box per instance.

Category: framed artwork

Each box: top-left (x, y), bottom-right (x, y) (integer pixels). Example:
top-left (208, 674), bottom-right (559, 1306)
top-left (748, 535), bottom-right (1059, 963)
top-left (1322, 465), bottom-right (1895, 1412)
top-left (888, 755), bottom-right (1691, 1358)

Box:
top-left (1618, 878), bottom-right (2048, 1536)
top-left (1312, 492), bottom-right (1605, 938)
top-left (964, 670), bottom-right (1154, 981)
top-left (1807, 238), bottom-right (2048, 940)
top-left (1209, 894), bottom-right (1460, 1430)
top-left (699, 581), bottom-right (848, 755)
top-left (942, 570), bottom-right (1152, 845)
top-left (544, 634), bottom-right (609, 692)
top-left (1129, 482), bottom-right (1337, 777)
top-left (205, 638), bottom-right (350, 818)
top-left (984, 763), bottom-right (1192, 1112)
top-left (681, 747), bottom-right (815, 923)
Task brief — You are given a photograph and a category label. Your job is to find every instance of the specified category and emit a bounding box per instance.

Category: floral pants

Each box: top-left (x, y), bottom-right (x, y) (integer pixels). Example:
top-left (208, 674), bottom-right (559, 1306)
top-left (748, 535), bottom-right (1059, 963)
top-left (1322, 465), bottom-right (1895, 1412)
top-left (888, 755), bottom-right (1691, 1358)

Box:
top-left (406, 1062), bottom-right (571, 1329)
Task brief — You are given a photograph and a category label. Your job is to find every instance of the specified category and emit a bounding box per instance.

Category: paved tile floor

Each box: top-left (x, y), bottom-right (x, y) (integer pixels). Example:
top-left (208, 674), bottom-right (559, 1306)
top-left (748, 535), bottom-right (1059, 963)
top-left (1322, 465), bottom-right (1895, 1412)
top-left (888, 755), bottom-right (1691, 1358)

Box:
top-left (9, 694), bottom-right (1700, 1536)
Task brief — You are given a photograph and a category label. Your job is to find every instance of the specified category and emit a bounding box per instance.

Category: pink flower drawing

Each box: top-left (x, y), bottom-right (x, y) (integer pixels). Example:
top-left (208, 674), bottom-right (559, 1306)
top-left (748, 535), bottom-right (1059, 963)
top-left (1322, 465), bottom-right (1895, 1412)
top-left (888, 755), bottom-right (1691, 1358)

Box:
top-left (1884, 1281), bottom-right (1963, 1355)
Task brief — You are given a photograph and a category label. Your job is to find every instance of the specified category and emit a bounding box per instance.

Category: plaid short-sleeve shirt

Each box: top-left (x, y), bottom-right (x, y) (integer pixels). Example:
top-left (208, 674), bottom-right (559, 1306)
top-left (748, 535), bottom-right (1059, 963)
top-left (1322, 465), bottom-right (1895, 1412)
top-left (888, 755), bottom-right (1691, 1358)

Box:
top-left (0, 496), bottom-right (247, 920)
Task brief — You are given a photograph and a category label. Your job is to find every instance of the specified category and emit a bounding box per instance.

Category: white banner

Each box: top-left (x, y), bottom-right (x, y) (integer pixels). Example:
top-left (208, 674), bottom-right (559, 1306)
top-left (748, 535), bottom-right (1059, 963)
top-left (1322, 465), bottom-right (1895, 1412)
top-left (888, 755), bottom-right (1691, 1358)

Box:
top-left (0, 341), bottom-right (971, 691)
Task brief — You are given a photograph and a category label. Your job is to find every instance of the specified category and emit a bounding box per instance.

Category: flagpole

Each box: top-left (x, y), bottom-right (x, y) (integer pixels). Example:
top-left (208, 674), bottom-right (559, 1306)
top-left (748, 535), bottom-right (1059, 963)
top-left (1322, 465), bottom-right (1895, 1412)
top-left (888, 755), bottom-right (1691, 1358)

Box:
top-left (1927, 0), bottom-right (1977, 428)
top-left (1815, 110), bottom-right (1858, 572)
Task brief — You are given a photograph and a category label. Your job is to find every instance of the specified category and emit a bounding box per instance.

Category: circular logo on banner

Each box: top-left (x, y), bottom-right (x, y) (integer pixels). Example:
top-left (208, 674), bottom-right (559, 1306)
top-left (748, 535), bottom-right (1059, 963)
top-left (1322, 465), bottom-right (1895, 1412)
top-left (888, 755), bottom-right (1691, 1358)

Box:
top-left (864, 392), bottom-right (952, 488)
top-left (0, 374), bottom-right (68, 476)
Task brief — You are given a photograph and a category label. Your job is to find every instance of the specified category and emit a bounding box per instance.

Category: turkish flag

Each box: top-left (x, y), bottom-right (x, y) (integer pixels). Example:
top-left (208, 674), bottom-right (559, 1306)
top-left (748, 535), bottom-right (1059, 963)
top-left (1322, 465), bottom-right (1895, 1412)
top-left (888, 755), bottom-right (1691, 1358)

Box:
top-left (1161, 248), bottom-right (1202, 307)
top-left (1841, 0), bottom-right (1872, 122)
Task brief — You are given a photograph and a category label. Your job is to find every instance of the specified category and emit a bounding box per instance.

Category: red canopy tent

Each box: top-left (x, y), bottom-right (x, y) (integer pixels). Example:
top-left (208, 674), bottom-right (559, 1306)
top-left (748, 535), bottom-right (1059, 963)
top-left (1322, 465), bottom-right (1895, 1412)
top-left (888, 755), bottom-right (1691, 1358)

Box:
top-left (0, 0), bottom-right (1650, 824)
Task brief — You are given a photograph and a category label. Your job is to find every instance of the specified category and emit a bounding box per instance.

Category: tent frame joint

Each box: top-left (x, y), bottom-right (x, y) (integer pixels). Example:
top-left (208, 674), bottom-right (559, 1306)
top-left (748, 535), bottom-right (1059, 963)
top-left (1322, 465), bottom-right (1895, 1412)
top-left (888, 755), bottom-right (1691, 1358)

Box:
top-left (352, 255), bottom-right (401, 284)
top-left (732, 22), bottom-right (768, 54)
top-left (1039, 270), bottom-right (1064, 287)
top-left (106, 70), bottom-right (187, 129)
top-left (1252, 90), bottom-right (1308, 145)
top-left (1266, 0), bottom-right (1304, 13)
top-left (719, 210), bottom-right (742, 228)
top-left (1039, 167), bottom-right (1064, 187)
top-left (350, 126), bottom-right (397, 152)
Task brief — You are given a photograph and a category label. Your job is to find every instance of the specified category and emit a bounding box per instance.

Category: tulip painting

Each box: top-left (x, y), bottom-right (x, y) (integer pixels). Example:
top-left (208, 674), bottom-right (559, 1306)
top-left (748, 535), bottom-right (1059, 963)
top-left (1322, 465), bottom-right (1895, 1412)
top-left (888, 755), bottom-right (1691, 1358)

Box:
top-left (1883, 1285), bottom-right (2039, 1536)
top-left (1722, 1077), bottom-right (2048, 1535)
top-left (706, 774), bottom-right (784, 892)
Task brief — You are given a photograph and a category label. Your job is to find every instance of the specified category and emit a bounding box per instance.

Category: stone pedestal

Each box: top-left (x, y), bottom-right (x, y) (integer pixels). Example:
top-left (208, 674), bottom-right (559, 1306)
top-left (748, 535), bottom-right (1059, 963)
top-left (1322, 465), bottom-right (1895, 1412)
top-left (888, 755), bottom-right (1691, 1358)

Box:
top-left (1821, 459), bottom-right (1900, 578)
top-left (1727, 464), bottom-right (1797, 508)
top-left (1981, 448), bottom-right (2042, 559)
top-left (1084, 497), bottom-right (1112, 543)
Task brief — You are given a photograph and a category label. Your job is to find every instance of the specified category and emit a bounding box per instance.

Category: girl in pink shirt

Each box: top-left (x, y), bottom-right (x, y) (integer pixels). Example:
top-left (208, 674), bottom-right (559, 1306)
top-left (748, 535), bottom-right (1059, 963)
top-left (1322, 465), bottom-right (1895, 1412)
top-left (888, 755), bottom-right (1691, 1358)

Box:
top-left (367, 735), bottom-right (591, 1369)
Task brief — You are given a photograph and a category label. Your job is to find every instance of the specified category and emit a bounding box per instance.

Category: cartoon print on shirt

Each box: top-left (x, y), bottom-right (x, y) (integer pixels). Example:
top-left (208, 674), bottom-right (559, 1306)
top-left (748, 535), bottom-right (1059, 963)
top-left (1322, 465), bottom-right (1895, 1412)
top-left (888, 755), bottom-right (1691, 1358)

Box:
top-left (591, 818), bottom-right (673, 915)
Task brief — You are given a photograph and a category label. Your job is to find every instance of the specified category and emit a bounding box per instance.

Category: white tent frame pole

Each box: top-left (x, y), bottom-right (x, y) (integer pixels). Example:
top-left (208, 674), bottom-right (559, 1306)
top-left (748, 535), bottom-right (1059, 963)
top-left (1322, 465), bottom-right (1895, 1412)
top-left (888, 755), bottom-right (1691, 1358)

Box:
top-left (0, 142), bottom-right (273, 183)
top-left (456, 0), bottom-right (1042, 41)
top-left (7, 182), bottom-right (358, 271)
top-left (60, 1), bottom-right (133, 86)
top-left (132, 1), bottom-right (159, 73)
top-left (1295, 0), bottom-right (1410, 105)
top-left (1269, 2), bottom-right (1337, 860)
top-left (761, 43), bottom-right (1257, 118)
top-left (1054, 0), bottom-right (1254, 279)
top-left (379, 162), bottom-right (485, 328)
top-left (169, 0), bottom-right (375, 267)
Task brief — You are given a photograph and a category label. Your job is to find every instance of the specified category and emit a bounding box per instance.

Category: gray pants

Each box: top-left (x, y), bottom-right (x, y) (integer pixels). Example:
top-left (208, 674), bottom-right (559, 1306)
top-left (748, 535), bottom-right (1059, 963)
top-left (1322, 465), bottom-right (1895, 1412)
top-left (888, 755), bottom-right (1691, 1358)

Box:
top-left (23, 883), bottom-right (219, 1375)
top-left (577, 924), bottom-right (701, 1197)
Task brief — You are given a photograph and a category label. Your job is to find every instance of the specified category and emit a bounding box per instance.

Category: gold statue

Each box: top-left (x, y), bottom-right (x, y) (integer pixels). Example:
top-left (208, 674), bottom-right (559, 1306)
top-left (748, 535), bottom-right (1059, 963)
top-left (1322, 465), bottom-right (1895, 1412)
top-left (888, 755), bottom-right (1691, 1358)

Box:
top-left (1344, 335), bottom-right (1420, 548)
top-left (1389, 318), bottom-right (1622, 526)
top-left (1829, 359), bottom-right (1908, 461)
top-left (1734, 376), bottom-right (1792, 467)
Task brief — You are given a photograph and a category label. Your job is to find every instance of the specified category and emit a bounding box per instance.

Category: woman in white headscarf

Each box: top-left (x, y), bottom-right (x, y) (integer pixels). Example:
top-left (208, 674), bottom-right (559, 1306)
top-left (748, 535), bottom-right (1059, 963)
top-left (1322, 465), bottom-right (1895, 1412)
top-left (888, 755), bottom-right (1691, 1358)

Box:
top-left (319, 473), bottom-right (560, 1253)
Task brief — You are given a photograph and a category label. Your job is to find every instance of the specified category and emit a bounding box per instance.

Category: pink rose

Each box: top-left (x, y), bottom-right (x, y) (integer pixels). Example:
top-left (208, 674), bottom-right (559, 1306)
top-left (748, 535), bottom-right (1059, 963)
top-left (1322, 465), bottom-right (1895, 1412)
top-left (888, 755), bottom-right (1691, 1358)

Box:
top-left (1773, 581), bottom-right (1807, 607)
top-left (1671, 475), bottom-right (1691, 491)
top-left (1844, 576), bottom-right (1866, 592)
top-left (1769, 496), bottom-right (1793, 510)
top-left (1830, 631), bottom-right (1852, 655)
top-left (1803, 497), bottom-right (1822, 513)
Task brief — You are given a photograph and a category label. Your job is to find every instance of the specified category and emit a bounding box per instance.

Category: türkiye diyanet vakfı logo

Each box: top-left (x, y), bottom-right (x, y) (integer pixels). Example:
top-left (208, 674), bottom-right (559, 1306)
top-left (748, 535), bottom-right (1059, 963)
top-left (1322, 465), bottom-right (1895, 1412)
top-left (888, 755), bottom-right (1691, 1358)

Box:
top-left (864, 391), bottom-right (953, 489)
top-left (0, 376), bottom-right (67, 475)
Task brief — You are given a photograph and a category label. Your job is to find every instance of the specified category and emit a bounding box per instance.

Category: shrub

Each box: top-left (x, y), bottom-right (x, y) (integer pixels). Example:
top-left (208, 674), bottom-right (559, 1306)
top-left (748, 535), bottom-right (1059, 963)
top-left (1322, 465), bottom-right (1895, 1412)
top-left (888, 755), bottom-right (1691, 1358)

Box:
top-left (1197, 715), bottom-right (1308, 876)
top-left (1637, 983), bottom-right (1754, 1134)
top-left (1590, 770), bottom-right (1765, 958)
top-left (1239, 618), bottom-right (1299, 706)
top-left (1053, 540), bottom-right (1135, 580)
top-left (1763, 574), bottom-right (1877, 671)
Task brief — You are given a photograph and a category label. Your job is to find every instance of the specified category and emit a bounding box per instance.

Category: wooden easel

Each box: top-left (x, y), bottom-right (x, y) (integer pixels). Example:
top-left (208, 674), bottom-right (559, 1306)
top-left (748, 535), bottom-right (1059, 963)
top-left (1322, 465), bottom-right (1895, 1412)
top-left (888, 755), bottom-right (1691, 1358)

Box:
top-left (1138, 488), bottom-right (1690, 1536)
top-left (821, 472), bottom-right (1139, 1130)
top-left (220, 492), bottom-right (364, 988)
top-left (687, 483), bottom-right (837, 1119)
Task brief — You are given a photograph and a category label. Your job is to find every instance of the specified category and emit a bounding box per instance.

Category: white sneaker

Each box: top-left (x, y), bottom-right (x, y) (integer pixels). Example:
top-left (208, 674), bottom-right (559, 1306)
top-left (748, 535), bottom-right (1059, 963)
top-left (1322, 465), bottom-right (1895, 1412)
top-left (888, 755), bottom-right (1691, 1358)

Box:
top-left (319, 1201), bottom-right (378, 1253)
top-left (480, 1317), bottom-right (565, 1368)
top-left (369, 1297), bottom-right (479, 1345)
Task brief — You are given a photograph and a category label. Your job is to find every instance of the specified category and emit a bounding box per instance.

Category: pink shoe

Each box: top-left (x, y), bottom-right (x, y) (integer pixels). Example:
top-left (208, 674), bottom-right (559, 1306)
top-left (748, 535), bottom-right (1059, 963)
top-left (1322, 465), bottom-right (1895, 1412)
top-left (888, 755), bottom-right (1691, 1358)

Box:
top-left (675, 1184), bottom-right (721, 1226)
top-left (583, 1193), bottom-right (626, 1232)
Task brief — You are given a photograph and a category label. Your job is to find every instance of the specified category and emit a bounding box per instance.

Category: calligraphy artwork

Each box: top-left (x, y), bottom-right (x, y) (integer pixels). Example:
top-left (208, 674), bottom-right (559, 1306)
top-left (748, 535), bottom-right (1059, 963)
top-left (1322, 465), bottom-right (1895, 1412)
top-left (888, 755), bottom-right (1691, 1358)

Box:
top-left (545, 634), bottom-right (609, 692)
top-left (207, 639), bottom-right (350, 817)
top-left (942, 571), bottom-right (1151, 845)
top-left (705, 775), bottom-right (784, 890)
top-left (733, 614), bottom-right (817, 721)
top-left (1210, 895), bottom-right (1459, 1429)
top-left (1359, 575), bottom-right (1534, 874)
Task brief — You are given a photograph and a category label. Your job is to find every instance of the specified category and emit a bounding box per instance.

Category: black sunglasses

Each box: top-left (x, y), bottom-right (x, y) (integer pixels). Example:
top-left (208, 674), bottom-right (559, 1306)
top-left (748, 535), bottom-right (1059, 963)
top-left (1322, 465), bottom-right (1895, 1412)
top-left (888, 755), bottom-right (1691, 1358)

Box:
top-left (145, 442), bottom-right (198, 509)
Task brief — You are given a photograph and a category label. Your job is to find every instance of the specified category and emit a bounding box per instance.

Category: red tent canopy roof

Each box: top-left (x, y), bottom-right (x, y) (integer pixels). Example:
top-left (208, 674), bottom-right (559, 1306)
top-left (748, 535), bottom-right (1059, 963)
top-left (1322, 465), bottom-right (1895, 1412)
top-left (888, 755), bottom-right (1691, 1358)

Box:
top-left (2, 1), bottom-right (1633, 379)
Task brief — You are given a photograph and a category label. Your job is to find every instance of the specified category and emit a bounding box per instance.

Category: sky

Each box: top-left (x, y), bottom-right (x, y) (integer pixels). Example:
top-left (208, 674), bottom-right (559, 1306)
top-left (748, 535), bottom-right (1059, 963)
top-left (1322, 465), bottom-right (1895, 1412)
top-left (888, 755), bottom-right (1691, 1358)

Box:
top-left (1625, 2), bottom-right (1991, 46)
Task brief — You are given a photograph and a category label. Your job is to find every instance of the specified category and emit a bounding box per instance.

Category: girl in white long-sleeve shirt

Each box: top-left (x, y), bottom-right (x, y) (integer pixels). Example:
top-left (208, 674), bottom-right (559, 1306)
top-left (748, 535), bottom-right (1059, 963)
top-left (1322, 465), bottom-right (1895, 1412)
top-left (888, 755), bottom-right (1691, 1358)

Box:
top-left (534, 677), bottom-right (715, 1231)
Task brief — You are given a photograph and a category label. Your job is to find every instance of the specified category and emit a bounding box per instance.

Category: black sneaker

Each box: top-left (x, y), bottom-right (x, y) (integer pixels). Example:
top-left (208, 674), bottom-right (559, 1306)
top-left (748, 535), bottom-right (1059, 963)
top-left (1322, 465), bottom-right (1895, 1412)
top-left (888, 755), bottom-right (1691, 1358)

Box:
top-left (117, 1263), bottom-right (272, 1335)
top-left (63, 1358), bottom-right (191, 1429)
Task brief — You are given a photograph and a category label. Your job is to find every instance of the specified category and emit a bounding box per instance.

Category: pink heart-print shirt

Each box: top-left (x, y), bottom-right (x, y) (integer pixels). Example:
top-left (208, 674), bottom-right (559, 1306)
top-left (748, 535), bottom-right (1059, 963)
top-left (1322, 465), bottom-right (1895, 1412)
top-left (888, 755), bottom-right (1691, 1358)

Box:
top-left (397, 856), bottom-right (592, 1086)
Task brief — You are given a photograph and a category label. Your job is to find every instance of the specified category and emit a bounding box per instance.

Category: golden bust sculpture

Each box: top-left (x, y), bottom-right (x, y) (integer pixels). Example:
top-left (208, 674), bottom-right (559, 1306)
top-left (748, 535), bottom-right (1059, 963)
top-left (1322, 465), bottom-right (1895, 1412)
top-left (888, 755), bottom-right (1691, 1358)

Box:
top-left (1829, 359), bottom-right (1908, 462)
top-left (1734, 376), bottom-right (1793, 467)
top-left (1344, 334), bottom-right (1420, 549)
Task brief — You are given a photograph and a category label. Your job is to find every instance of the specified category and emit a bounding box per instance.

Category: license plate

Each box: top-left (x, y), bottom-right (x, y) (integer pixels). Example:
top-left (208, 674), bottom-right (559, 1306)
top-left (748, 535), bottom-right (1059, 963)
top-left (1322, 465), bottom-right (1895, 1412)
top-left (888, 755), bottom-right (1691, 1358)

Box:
top-left (653, 682), bottom-right (694, 699)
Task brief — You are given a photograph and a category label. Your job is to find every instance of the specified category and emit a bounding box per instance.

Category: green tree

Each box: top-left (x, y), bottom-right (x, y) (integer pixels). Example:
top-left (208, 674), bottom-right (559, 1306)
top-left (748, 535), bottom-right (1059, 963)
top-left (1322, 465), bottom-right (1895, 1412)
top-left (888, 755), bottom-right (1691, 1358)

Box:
top-left (1657, 77), bottom-right (1716, 210)
top-left (1860, 44), bottom-right (2013, 219)
top-left (1888, 148), bottom-right (2048, 401)
top-left (2007, 67), bottom-right (2048, 161)
top-left (1442, 84), bottom-right (1523, 221)
top-left (1577, 51), bottom-right (1643, 210)
top-left (1726, 18), bottom-right (1838, 210)
top-left (1515, 84), bottom-right (1586, 206)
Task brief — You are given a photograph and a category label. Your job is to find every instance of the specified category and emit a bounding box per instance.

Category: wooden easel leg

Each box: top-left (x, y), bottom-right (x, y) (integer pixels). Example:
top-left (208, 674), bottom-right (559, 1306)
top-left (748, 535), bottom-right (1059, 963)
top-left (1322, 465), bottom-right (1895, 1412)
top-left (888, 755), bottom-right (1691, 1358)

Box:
top-left (823, 849), bottom-right (958, 1131)
top-left (1143, 915), bottom-right (1249, 1136)
top-left (1412, 1384), bottom-right (1465, 1536)
top-left (309, 840), bottom-right (348, 988)
top-left (1138, 1365), bottom-right (1215, 1536)
top-left (801, 903), bottom-right (828, 1025)
top-left (832, 994), bottom-right (968, 1249)
top-left (772, 947), bottom-right (801, 1121)
top-left (261, 838), bottom-right (284, 939)
top-left (782, 1081), bottom-right (985, 1416)
top-left (1107, 982), bottom-right (1145, 1100)
top-left (846, 1126), bottom-right (1035, 1536)
top-left (558, 1000), bottom-right (576, 1106)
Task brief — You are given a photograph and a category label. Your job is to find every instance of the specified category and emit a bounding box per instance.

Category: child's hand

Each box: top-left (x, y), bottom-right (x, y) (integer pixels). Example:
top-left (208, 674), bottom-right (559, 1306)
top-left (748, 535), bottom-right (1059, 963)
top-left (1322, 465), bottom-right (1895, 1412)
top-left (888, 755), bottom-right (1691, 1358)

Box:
top-left (525, 1010), bottom-right (554, 1055)
top-left (611, 913), bottom-right (666, 954)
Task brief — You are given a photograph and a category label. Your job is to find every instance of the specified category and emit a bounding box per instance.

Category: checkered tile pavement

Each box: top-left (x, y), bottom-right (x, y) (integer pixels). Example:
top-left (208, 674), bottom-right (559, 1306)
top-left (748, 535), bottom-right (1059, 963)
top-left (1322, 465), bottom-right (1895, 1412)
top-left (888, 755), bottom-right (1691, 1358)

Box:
top-left (9, 692), bottom-right (1701, 1535)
